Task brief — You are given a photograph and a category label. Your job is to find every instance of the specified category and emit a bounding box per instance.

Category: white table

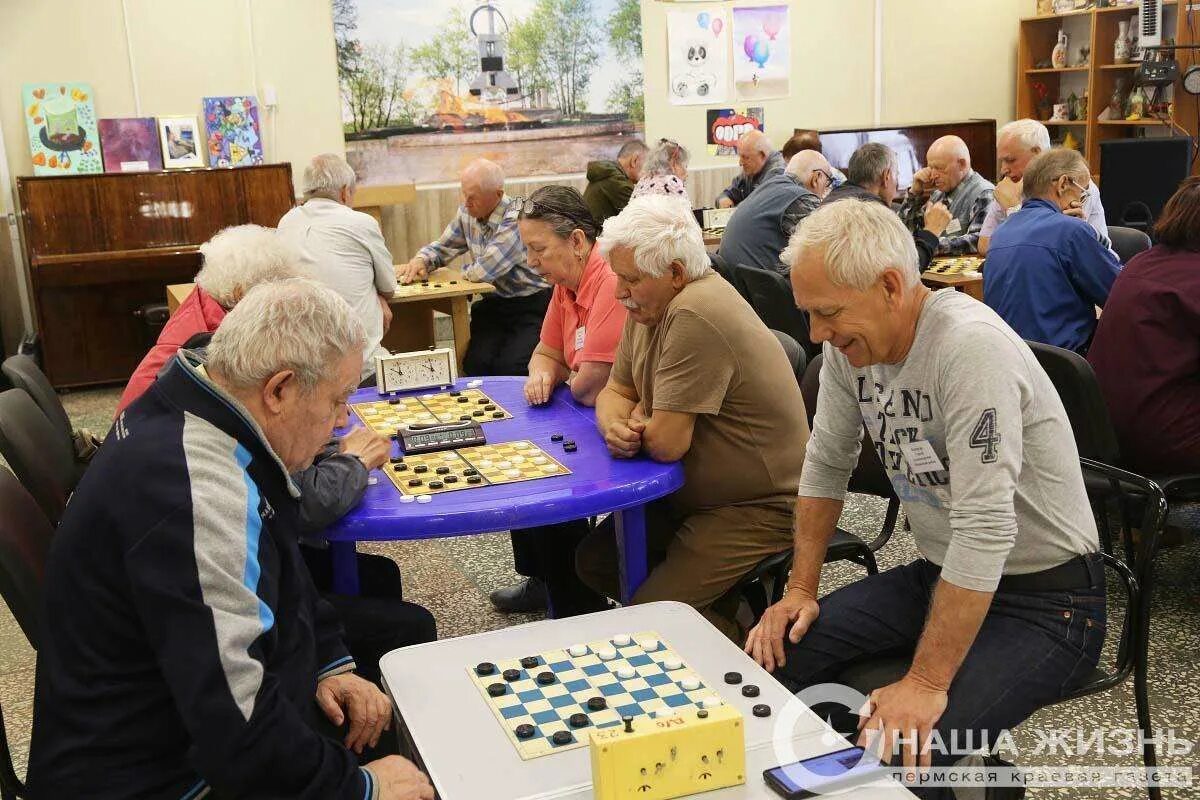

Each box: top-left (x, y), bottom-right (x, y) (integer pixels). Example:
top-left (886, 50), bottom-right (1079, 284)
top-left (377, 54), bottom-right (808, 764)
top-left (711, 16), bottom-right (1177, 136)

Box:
top-left (380, 602), bottom-right (917, 799)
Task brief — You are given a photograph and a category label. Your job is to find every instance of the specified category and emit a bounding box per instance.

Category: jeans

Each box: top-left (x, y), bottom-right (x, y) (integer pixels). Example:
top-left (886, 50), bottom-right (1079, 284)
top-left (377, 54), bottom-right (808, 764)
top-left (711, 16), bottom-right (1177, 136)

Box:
top-left (775, 556), bottom-right (1106, 799)
top-left (511, 520), bottom-right (608, 617)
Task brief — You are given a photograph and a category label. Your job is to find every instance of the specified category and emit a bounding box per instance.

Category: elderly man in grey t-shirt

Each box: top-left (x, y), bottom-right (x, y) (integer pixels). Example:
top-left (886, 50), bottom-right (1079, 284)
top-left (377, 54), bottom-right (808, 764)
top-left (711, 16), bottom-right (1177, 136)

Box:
top-left (744, 199), bottom-right (1105, 789)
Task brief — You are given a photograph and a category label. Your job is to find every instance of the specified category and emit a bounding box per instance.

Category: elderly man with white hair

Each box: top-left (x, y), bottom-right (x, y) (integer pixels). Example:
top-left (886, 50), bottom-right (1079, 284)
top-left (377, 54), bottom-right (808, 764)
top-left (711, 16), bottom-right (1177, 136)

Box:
top-left (278, 153), bottom-right (397, 382)
top-left (30, 279), bottom-right (433, 800)
top-left (575, 195), bottom-right (810, 641)
top-left (899, 135), bottom-right (995, 255)
top-left (978, 119), bottom-right (1109, 255)
top-left (116, 224), bottom-right (303, 416)
top-left (716, 149), bottom-right (832, 273)
top-left (715, 129), bottom-right (786, 208)
top-left (399, 158), bottom-right (550, 376)
top-left (745, 200), bottom-right (1104, 793)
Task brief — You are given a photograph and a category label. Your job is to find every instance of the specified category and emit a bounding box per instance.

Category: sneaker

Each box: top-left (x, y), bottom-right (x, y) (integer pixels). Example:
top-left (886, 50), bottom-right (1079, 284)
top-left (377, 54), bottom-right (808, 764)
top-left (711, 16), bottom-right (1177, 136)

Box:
top-left (489, 577), bottom-right (549, 613)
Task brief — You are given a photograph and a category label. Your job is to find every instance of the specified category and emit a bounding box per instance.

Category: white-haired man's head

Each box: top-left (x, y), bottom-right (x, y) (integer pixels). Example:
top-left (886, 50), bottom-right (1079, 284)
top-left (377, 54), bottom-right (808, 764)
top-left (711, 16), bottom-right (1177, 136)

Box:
top-left (194, 224), bottom-right (305, 309)
top-left (784, 199), bottom-right (926, 368)
top-left (998, 119), bottom-right (1053, 182)
top-left (597, 194), bottom-right (710, 327)
top-left (925, 135), bottom-right (973, 194)
top-left (786, 150), bottom-right (833, 199)
top-left (461, 158), bottom-right (506, 221)
top-left (206, 278), bottom-right (366, 472)
top-left (303, 153), bottom-right (357, 204)
top-left (737, 130), bottom-right (773, 178)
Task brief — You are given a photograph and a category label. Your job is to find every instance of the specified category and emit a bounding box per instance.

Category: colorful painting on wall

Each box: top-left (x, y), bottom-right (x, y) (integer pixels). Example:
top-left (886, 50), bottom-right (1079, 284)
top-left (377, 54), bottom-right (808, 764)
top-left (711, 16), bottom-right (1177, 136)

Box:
top-left (202, 96), bottom-right (264, 168)
top-left (667, 10), bottom-right (730, 106)
top-left (22, 82), bottom-right (102, 175)
top-left (97, 118), bottom-right (163, 173)
top-left (732, 5), bottom-right (791, 101)
top-left (706, 107), bottom-right (765, 156)
top-left (158, 116), bottom-right (205, 169)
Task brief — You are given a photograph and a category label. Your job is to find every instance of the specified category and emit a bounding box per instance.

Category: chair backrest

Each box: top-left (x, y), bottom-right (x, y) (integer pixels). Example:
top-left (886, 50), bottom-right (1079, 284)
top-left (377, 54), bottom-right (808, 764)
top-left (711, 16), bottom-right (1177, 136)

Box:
top-left (1025, 340), bottom-right (1122, 464)
top-left (0, 389), bottom-right (75, 524)
top-left (729, 264), bottom-right (818, 359)
top-left (0, 469), bottom-right (52, 649)
top-left (769, 329), bottom-right (807, 390)
top-left (1, 355), bottom-right (73, 446)
top-left (799, 353), bottom-right (897, 502)
top-left (1107, 225), bottom-right (1152, 264)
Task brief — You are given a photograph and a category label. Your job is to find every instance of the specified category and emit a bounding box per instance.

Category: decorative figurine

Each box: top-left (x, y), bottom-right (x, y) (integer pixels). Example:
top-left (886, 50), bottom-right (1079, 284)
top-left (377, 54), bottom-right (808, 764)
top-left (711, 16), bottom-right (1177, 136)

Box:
top-left (1077, 45), bottom-right (1091, 67)
top-left (1080, 90), bottom-right (1089, 119)
top-left (1126, 85), bottom-right (1147, 120)
top-left (1052, 30), bottom-right (1069, 69)
top-left (1067, 91), bottom-right (1080, 120)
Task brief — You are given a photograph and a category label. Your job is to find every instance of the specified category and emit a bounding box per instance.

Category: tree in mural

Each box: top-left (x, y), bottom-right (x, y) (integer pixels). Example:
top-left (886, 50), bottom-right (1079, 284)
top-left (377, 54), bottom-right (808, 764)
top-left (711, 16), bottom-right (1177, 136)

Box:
top-left (508, 15), bottom-right (552, 108)
top-left (343, 42), bottom-right (420, 131)
top-left (534, 0), bottom-right (600, 117)
top-left (333, 0), bottom-right (360, 84)
top-left (606, 0), bottom-right (643, 121)
top-left (410, 8), bottom-right (478, 98)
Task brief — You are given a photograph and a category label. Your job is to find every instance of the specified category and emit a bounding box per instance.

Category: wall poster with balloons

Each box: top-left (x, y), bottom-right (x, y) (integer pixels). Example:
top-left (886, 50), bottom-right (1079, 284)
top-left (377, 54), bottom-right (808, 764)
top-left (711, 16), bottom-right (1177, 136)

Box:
top-left (667, 9), bottom-right (730, 106)
top-left (733, 5), bottom-right (790, 101)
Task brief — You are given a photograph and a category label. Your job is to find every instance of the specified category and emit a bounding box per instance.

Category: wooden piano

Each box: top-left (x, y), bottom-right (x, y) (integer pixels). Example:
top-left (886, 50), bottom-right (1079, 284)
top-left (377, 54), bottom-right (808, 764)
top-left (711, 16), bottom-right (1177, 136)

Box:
top-left (16, 164), bottom-right (295, 388)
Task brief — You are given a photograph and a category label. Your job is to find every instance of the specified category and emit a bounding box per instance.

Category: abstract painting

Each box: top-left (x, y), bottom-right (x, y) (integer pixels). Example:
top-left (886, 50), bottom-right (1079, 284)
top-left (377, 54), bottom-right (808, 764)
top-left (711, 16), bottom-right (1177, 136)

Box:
top-left (667, 9), bottom-right (730, 106)
top-left (706, 107), bottom-right (765, 156)
top-left (158, 116), bottom-right (204, 169)
top-left (732, 5), bottom-right (791, 101)
top-left (98, 118), bottom-right (162, 172)
top-left (202, 96), bottom-right (264, 168)
top-left (22, 82), bottom-right (102, 175)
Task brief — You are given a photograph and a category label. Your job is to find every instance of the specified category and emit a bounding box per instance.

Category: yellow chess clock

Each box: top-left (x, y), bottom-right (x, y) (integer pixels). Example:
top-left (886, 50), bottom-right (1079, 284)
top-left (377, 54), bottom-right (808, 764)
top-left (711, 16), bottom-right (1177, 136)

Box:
top-left (375, 347), bottom-right (457, 395)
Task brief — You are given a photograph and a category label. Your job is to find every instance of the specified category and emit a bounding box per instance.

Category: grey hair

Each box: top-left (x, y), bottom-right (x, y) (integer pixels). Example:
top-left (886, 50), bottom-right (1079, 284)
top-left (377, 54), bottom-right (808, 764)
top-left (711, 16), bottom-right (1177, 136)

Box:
top-left (781, 199), bottom-right (920, 290)
top-left (846, 143), bottom-right (896, 188)
top-left (463, 159), bottom-right (505, 192)
top-left (206, 278), bottom-right (366, 394)
top-left (617, 139), bottom-right (649, 160)
top-left (642, 140), bottom-right (690, 178)
top-left (194, 225), bottom-right (306, 308)
top-left (519, 185), bottom-right (599, 241)
top-left (1022, 148), bottom-right (1090, 201)
top-left (597, 194), bottom-right (710, 280)
top-left (740, 129), bottom-right (773, 156)
top-left (303, 153), bottom-right (357, 201)
top-left (999, 118), bottom-right (1052, 154)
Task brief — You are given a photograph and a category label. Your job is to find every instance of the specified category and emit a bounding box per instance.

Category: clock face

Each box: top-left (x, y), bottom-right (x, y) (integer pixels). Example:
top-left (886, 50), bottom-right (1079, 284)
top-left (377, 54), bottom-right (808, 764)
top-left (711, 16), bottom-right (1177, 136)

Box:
top-left (377, 349), bottom-right (456, 394)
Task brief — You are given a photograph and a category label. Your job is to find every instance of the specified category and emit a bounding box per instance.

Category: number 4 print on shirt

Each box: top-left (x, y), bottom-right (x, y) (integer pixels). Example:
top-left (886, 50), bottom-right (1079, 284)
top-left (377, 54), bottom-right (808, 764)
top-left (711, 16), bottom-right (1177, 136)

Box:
top-left (969, 408), bottom-right (1000, 463)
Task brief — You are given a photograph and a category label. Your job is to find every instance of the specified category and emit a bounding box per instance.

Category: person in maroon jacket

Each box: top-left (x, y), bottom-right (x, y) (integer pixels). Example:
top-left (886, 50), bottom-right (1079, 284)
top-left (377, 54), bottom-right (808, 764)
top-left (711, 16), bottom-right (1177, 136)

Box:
top-left (1088, 177), bottom-right (1200, 474)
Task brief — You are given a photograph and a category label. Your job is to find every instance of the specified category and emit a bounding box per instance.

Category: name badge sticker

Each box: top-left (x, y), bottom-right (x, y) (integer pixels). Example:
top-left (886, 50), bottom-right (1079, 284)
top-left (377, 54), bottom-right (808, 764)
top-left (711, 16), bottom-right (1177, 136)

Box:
top-left (574, 326), bottom-right (586, 351)
top-left (899, 439), bottom-right (945, 474)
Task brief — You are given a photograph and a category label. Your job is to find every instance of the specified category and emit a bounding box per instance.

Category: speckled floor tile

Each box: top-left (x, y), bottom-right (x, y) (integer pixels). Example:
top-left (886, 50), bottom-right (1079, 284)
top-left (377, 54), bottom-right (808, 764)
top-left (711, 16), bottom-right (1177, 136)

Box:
top-left (2, 385), bottom-right (1196, 797)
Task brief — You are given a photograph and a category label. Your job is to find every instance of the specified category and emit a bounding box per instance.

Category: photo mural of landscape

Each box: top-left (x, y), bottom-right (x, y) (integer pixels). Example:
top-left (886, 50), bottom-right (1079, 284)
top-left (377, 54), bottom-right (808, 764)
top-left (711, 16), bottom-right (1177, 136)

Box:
top-left (336, 0), bottom-right (645, 185)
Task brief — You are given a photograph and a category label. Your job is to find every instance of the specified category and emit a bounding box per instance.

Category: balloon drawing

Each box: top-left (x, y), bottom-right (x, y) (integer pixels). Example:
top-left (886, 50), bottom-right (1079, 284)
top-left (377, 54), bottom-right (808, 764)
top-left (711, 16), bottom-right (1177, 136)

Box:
top-left (763, 13), bottom-right (783, 40)
top-left (712, 17), bottom-right (723, 37)
top-left (752, 39), bottom-right (770, 67)
top-left (697, 12), bottom-right (710, 28)
top-left (743, 34), bottom-right (758, 60)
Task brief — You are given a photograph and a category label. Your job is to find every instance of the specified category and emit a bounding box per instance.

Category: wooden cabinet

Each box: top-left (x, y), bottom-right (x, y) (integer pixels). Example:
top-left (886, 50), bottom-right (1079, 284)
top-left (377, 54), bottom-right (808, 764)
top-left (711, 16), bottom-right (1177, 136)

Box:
top-left (16, 164), bottom-right (295, 388)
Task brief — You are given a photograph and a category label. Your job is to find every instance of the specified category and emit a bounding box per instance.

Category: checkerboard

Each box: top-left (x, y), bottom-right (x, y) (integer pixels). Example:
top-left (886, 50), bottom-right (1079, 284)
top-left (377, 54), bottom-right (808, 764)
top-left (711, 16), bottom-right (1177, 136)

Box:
top-left (384, 439), bottom-right (570, 496)
top-left (469, 631), bottom-right (723, 760)
top-left (926, 256), bottom-right (984, 276)
top-left (393, 278), bottom-right (466, 298)
top-left (351, 389), bottom-right (512, 434)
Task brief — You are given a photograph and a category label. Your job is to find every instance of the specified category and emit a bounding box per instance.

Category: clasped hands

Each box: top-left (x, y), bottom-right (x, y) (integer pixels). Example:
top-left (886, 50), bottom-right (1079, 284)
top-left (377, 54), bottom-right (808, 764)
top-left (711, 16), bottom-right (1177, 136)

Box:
top-left (604, 403), bottom-right (648, 458)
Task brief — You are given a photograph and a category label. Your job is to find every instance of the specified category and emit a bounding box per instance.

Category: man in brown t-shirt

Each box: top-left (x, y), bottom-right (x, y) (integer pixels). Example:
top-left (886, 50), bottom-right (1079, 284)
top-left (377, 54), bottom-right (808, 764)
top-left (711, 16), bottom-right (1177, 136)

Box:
top-left (577, 194), bottom-right (810, 639)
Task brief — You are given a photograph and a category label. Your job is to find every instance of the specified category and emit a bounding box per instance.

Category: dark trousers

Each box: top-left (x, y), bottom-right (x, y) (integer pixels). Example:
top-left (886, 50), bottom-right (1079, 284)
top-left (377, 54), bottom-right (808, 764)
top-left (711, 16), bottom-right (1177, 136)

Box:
top-left (463, 290), bottom-right (552, 377)
top-left (511, 520), bottom-right (608, 617)
top-left (300, 545), bottom-right (437, 686)
top-left (775, 556), bottom-right (1106, 799)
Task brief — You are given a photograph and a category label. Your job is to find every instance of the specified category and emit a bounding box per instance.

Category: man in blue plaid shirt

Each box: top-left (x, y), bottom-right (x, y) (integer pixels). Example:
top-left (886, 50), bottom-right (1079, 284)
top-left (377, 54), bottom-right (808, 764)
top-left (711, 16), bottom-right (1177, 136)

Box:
top-left (898, 136), bottom-right (995, 256)
top-left (400, 159), bottom-right (551, 376)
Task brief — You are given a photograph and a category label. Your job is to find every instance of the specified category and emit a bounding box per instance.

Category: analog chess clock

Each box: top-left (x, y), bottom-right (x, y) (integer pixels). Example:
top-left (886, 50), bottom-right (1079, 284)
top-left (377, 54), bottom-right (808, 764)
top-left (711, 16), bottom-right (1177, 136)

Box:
top-left (375, 348), bottom-right (457, 395)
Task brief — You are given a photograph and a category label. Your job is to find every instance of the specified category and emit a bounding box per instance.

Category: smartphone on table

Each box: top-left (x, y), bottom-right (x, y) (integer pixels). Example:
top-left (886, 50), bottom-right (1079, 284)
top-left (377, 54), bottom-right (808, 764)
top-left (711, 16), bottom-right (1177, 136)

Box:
top-left (763, 745), bottom-right (892, 798)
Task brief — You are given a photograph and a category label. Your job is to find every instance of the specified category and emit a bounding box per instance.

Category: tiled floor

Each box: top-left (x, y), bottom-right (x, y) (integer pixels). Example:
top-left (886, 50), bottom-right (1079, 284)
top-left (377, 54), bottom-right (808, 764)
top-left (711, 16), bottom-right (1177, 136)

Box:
top-left (2, 386), bottom-right (1197, 797)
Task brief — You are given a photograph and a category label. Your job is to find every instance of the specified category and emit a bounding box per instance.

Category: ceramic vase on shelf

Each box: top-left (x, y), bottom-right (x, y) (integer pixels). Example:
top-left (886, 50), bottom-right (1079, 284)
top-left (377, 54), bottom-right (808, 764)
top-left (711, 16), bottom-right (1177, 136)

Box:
top-left (1115, 20), bottom-right (1131, 64)
top-left (1052, 30), bottom-right (1069, 68)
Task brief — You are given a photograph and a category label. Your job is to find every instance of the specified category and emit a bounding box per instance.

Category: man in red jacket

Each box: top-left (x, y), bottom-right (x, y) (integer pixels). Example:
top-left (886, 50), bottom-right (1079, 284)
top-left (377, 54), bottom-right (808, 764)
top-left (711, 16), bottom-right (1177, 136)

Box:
top-left (114, 224), bottom-right (303, 417)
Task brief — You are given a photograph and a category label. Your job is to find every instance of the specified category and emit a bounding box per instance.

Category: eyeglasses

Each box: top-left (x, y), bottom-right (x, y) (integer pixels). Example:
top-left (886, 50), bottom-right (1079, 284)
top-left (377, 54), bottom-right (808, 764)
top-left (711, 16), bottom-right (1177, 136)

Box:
top-left (1066, 176), bottom-right (1091, 205)
top-left (813, 169), bottom-right (833, 186)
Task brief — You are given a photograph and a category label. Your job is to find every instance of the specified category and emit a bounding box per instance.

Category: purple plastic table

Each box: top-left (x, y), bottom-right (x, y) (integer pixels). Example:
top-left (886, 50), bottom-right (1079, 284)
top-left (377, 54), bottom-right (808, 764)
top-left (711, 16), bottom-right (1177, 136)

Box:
top-left (324, 377), bottom-right (684, 605)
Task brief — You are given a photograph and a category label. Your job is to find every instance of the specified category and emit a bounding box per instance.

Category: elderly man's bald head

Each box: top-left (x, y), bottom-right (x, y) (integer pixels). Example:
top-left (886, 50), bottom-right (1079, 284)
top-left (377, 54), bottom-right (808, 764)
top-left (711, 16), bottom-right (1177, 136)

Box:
top-left (737, 130), bottom-right (774, 178)
top-left (925, 135), bottom-right (972, 193)
top-left (461, 159), bottom-right (506, 220)
top-left (786, 150), bottom-right (833, 199)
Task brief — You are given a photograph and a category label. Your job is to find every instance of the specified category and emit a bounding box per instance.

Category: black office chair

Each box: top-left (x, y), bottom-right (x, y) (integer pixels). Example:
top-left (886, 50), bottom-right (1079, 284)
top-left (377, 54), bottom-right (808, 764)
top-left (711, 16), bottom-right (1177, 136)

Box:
top-left (834, 459), bottom-right (1168, 800)
top-left (0, 389), bottom-right (77, 525)
top-left (1108, 225), bottom-right (1152, 265)
top-left (0, 355), bottom-right (89, 484)
top-left (0, 468), bottom-right (55, 799)
top-left (729, 264), bottom-right (818, 361)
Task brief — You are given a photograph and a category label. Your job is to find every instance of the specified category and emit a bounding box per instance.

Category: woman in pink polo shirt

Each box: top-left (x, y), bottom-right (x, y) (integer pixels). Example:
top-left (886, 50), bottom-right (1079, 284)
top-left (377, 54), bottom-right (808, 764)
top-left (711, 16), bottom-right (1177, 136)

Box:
top-left (489, 185), bottom-right (629, 616)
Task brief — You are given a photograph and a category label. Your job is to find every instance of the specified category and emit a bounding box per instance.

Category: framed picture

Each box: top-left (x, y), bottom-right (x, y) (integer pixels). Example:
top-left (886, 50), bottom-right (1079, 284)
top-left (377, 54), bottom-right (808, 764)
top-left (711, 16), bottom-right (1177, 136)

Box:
top-left (98, 118), bottom-right (162, 172)
top-left (22, 82), bottom-right (103, 175)
top-left (202, 96), bottom-right (264, 168)
top-left (157, 116), bottom-right (204, 169)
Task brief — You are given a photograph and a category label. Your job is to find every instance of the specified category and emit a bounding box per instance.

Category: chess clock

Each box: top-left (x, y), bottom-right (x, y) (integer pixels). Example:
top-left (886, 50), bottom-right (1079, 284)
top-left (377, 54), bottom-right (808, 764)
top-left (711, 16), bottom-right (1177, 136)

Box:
top-left (375, 348), bottom-right (457, 395)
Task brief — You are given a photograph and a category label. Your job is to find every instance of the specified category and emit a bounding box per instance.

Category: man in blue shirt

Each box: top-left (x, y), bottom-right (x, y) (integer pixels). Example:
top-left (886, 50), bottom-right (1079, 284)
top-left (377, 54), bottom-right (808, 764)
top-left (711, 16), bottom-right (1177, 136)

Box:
top-left (984, 149), bottom-right (1120, 353)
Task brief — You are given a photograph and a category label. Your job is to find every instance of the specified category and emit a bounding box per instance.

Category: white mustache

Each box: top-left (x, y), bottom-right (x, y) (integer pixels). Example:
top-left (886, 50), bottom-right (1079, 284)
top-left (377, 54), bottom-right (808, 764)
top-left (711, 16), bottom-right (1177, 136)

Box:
top-left (619, 298), bottom-right (639, 310)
